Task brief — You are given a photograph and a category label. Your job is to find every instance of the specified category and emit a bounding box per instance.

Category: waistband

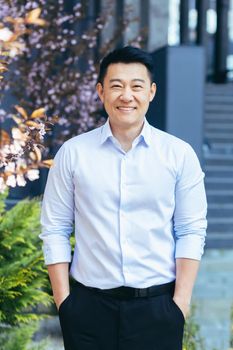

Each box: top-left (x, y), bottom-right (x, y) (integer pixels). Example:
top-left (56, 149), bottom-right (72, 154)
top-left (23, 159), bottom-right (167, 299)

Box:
top-left (75, 280), bottom-right (176, 299)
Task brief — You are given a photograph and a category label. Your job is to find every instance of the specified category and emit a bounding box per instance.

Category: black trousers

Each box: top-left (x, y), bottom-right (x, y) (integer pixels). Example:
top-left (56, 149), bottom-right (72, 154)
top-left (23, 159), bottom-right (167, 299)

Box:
top-left (58, 281), bottom-right (185, 350)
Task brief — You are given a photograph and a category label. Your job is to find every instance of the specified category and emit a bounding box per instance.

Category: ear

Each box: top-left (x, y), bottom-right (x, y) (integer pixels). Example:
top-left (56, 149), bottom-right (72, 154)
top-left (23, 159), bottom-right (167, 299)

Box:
top-left (149, 83), bottom-right (156, 102)
top-left (96, 83), bottom-right (104, 103)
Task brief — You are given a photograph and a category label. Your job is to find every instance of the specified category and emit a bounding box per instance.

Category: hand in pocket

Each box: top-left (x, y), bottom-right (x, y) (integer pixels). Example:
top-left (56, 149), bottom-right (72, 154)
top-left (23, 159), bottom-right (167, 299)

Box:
top-left (57, 293), bottom-right (71, 312)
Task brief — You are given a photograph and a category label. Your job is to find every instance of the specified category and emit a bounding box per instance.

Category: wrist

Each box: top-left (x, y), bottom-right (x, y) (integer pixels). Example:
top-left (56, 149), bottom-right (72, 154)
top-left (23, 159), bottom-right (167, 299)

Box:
top-left (54, 291), bottom-right (70, 308)
top-left (173, 294), bottom-right (191, 306)
top-left (173, 295), bottom-right (191, 319)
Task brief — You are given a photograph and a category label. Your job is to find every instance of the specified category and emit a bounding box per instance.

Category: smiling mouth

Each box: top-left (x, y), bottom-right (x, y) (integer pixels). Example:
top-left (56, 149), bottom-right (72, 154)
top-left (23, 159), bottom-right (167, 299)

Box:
top-left (116, 107), bottom-right (136, 111)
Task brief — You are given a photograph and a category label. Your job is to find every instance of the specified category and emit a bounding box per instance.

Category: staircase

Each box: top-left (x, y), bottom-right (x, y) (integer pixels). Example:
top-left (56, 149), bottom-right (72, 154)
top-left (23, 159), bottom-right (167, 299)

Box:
top-left (203, 83), bottom-right (233, 248)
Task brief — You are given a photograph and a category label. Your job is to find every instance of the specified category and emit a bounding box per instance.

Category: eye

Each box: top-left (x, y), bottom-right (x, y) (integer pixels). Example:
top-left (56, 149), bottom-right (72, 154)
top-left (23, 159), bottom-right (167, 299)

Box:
top-left (111, 85), bottom-right (122, 88)
top-left (133, 85), bottom-right (143, 89)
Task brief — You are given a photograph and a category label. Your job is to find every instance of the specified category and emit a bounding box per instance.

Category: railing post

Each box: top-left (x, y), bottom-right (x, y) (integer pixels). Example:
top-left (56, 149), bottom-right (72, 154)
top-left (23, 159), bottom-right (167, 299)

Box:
top-left (214, 0), bottom-right (230, 83)
top-left (180, 0), bottom-right (190, 44)
top-left (196, 0), bottom-right (208, 45)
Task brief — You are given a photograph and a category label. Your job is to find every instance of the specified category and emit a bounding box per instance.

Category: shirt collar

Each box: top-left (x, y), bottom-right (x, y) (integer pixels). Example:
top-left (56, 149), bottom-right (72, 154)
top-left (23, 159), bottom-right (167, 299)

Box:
top-left (100, 117), bottom-right (152, 147)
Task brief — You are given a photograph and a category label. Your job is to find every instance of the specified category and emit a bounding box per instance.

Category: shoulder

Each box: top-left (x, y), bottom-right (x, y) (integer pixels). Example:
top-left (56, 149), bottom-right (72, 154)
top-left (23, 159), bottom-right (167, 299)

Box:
top-left (150, 125), bottom-right (192, 154)
top-left (149, 125), bottom-right (200, 175)
top-left (52, 125), bottom-right (103, 168)
top-left (63, 124), bottom-right (102, 150)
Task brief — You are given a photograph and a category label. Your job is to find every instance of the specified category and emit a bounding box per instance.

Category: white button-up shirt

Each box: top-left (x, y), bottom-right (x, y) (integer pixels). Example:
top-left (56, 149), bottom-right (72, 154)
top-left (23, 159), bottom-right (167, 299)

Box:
top-left (40, 117), bottom-right (207, 289)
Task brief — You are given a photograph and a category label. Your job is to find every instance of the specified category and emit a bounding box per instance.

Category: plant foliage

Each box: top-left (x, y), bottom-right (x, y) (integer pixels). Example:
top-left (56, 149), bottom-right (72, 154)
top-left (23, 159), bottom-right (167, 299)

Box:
top-left (183, 304), bottom-right (205, 350)
top-left (0, 190), bottom-right (52, 326)
top-left (0, 321), bottom-right (47, 350)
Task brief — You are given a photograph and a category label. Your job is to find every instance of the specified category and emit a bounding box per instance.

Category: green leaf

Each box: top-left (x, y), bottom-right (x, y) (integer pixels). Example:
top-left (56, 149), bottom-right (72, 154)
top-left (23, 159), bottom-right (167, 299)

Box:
top-left (0, 195), bottom-right (52, 326)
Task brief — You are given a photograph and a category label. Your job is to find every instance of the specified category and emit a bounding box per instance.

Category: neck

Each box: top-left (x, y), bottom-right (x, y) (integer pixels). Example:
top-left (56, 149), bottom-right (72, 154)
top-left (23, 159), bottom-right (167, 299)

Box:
top-left (109, 119), bottom-right (144, 151)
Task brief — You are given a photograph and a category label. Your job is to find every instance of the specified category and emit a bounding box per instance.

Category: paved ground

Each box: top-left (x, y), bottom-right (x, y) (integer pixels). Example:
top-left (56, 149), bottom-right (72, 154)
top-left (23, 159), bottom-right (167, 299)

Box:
top-left (36, 249), bottom-right (233, 350)
top-left (192, 249), bottom-right (233, 350)
top-left (32, 316), bottom-right (63, 350)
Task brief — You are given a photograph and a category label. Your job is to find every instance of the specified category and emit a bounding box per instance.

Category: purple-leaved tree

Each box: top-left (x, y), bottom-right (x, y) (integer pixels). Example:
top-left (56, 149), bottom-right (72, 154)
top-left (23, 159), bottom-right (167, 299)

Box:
top-left (0, 0), bottom-right (142, 192)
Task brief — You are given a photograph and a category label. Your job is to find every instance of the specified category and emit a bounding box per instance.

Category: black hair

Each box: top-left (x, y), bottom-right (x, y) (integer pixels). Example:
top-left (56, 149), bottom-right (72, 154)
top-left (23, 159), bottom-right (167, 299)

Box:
top-left (97, 46), bottom-right (154, 85)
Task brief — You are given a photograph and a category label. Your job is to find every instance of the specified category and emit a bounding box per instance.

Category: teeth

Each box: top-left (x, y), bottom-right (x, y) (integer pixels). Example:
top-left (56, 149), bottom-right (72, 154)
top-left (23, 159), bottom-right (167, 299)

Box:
top-left (117, 107), bottom-right (135, 110)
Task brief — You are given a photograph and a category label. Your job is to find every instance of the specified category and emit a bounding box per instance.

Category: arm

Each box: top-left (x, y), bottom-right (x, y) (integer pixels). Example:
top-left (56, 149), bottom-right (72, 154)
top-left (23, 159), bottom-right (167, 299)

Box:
top-left (173, 258), bottom-right (200, 318)
top-left (48, 263), bottom-right (70, 310)
top-left (39, 144), bottom-right (74, 309)
top-left (173, 143), bottom-right (208, 318)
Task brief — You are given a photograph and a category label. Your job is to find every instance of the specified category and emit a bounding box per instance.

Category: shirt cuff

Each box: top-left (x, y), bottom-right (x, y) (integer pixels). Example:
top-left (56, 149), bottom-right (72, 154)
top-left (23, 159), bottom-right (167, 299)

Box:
top-left (175, 233), bottom-right (206, 261)
top-left (42, 243), bottom-right (72, 265)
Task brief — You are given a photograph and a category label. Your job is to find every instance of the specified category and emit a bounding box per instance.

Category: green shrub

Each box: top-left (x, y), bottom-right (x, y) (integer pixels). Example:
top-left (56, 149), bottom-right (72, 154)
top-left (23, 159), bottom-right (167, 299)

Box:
top-left (183, 304), bottom-right (205, 350)
top-left (0, 321), bottom-right (47, 350)
top-left (0, 189), bottom-right (52, 326)
top-left (230, 303), bottom-right (233, 349)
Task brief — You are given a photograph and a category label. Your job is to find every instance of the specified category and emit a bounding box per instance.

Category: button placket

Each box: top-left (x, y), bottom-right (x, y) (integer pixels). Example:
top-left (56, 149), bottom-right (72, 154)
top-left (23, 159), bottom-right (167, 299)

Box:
top-left (119, 155), bottom-right (130, 279)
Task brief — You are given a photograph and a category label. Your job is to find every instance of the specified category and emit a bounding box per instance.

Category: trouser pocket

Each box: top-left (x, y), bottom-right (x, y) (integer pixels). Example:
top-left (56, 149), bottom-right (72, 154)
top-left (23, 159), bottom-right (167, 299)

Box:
top-left (58, 293), bottom-right (72, 316)
top-left (169, 295), bottom-right (185, 324)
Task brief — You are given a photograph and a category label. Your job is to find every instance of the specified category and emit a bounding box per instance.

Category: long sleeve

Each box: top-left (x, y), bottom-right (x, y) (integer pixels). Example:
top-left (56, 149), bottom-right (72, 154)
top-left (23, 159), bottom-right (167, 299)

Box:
top-left (39, 144), bottom-right (75, 265)
top-left (174, 143), bottom-right (208, 260)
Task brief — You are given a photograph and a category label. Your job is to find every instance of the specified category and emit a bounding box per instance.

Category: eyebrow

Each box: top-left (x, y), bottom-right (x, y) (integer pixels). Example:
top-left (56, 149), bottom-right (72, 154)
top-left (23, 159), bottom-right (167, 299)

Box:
top-left (109, 79), bottom-right (146, 83)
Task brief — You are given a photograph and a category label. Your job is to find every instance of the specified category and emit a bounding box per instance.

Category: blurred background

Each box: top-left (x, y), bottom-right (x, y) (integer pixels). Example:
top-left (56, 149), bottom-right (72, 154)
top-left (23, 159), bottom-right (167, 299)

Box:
top-left (0, 0), bottom-right (233, 349)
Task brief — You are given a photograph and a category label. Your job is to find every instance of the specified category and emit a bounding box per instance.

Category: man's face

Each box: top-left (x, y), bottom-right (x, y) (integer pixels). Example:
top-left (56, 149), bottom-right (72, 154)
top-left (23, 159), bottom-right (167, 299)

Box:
top-left (96, 63), bottom-right (156, 128)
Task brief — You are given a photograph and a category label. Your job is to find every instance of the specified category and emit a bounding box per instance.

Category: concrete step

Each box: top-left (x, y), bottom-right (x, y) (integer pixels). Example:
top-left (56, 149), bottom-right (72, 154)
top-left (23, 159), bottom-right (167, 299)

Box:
top-left (206, 189), bottom-right (233, 195)
top-left (207, 216), bottom-right (233, 232)
top-left (208, 203), bottom-right (233, 209)
top-left (205, 95), bottom-right (233, 101)
top-left (205, 177), bottom-right (233, 190)
top-left (204, 173), bottom-right (233, 180)
top-left (205, 110), bottom-right (233, 116)
top-left (205, 137), bottom-right (233, 144)
top-left (208, 207), bottom-right (233, 218)
top-left (204, 158), bottom-right (233, 167)
top-left (208, 217), bottom-right (233, 224)
top-left (205, 84), bottom-right (233, 96)
top-left (203, 165), bottom-right (233, 177)
top-left (205, 177), bottom-right (233, 183)
top-left (205, 124), bottom-right (233, 131)
top-left (204, 153), bottom-right (233, 160)
top-left (205, 89), bottom-right (233, 98)
top-left (207, 222), bottom-right (233, 233)
top-left (205, 105), bottom-right (233, 112)
top-left (206, 233), bottom-right (233, 240)
top-left (205, 136), bottom-right (233, 144)
top-left (206, 183), bottom-right (233, 190)
top-left (205, 115), bottom-right (233, 122)
top-left (204, 165), bottom-right (233, 171)
top-left (205, 132), bottom-right (233, 140)
top-left (205, 233), bottom-right (233, 248)
top-left (206, 199), bottom-right (233, 205)
top-left (205, 118), bottom-right (233, 125)
top-left (206, 190), bottom-right (233, 203)
top-left (204, 143), bottom-right (233, 152)
top-left (200, 85), bottom-right (233, 246)
top-left (204, 149), bottom-right (233, 156)
top-left (208, 208), bottom-right (233, 217)
top-left (205, 101), bottom-right (233, 107)
top-left (203, 145), bottom-right (233, 153)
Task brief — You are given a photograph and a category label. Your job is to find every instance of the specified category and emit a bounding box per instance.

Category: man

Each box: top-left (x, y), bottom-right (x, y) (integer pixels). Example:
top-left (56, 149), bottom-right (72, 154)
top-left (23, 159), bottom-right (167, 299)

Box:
top-left (40, 46), bottom-right (207, 350)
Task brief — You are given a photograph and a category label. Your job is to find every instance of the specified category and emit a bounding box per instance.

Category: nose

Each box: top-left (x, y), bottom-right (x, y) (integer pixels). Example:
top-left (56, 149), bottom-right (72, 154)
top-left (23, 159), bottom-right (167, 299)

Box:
top-left (120, 88), bottom-right (133, 102)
